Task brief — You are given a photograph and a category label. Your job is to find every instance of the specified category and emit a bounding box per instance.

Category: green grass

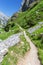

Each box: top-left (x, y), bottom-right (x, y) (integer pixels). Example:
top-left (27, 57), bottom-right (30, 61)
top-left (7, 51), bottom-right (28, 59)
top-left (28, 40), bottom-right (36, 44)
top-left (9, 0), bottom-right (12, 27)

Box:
top-left (14, 1), bottom-right (43, 29)
top-left (0, 28), bottom-right (4, 32)
top-left (27, 27), bottom-right (43, 65)
top-left (38, 49), bottom-right (43, 65)
top-left (0, 25), bottom-right (21, 40)
top-left (7, 1), bottom-right (43, 30)
top-left (26, 20), bottom-right (43, 65)
top-left (27, 33), bottom-right (43, 65)
top-left (1, 35), bottom-right (30, 65)
top-left (33, 27), bottom-right (43, 34)
top-left (0, 1), bottom-right (43, 65)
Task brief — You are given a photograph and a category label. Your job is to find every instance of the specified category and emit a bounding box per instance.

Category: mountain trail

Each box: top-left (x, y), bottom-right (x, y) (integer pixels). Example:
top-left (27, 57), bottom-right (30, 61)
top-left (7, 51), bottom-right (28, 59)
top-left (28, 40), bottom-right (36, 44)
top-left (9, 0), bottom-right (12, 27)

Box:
top-left (17, 25), bottom-right (41, 65)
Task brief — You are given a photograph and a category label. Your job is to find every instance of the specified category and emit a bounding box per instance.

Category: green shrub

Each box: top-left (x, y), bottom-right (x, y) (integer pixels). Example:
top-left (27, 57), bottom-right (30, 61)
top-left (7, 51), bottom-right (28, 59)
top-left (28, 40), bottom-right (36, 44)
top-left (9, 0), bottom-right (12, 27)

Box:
top-left (4, 25), bottom-right (9, 32)
top-left (38, 49), bottom-right (43, 65)
top-left (41, 36), bottom-right (43, 43)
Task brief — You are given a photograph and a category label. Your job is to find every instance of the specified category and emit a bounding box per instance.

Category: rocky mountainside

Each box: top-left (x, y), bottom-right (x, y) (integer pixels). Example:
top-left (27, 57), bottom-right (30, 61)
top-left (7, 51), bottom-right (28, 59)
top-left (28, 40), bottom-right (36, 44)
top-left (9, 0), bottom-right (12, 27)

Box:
top-left (0, 12), bottom-right (9, 27)
top-left (21, 0), bottom-right (39, 11)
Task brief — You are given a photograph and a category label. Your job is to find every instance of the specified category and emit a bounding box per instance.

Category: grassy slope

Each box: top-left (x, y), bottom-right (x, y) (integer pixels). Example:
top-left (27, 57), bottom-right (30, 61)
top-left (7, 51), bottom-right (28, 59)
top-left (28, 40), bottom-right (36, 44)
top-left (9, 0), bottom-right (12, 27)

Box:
top-left (27, 26), bottom-right (43, 65)
top-left (29, 26), bottom-right (43, 65)
top-left (14, 1), bottom-right (43, 28)
top-left (7, 1), bottom-right (43, 29)
top-left (1, 35), bottom-right (30, 65)
top-left (23, 1), bottom-right (43, 65)
top-left (1, 0), bottom-right (43, 40)
top-left (33, 27), bottom-right (43, 34)
top-left (1, 1), bottom-right (43, 65)
top-left (0, 25), bottom-right (21, 40)
top-left (14, 3), bottom-right (43, 64)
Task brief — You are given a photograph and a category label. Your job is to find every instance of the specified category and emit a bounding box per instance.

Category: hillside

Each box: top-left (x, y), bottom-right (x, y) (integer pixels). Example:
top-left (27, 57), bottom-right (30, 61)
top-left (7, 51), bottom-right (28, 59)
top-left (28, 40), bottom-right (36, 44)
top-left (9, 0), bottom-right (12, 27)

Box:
top-left (16, 1), bottom-right (43, 29)
top-left (0, 0), bottom-right (43, 65)
top-left (7, 0), bottom-right (43, 30)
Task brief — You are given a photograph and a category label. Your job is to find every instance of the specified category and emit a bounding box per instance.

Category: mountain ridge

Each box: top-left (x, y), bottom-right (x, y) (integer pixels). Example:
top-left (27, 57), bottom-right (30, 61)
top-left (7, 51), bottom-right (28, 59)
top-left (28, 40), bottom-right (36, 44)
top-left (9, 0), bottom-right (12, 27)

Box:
top-left (0, 11), bottom-right (9, 27)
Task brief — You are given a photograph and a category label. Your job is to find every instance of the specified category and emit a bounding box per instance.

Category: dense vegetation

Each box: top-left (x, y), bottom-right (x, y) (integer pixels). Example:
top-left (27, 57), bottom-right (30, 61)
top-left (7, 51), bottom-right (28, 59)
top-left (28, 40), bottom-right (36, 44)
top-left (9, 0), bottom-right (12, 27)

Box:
top-left (15, 1), bottom-right (43, 29)
top-left (5, 1), bottom-right (43, 30)
top-left (0, 24), bottom-right (21, 40)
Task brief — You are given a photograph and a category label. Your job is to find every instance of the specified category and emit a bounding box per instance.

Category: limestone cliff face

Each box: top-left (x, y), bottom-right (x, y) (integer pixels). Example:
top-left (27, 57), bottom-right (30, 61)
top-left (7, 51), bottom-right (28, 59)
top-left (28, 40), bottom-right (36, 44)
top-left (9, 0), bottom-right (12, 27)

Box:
top-left (21, 0), bottom-right (37, 11)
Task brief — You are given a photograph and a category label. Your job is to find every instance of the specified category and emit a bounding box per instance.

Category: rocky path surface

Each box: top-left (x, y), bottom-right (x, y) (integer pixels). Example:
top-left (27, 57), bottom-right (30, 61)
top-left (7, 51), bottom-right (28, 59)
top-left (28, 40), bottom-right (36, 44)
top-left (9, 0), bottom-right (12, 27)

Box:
top-left (17, 24), bottom-right (41, 65)
top-left (0, 32), bottom-right (22, 63)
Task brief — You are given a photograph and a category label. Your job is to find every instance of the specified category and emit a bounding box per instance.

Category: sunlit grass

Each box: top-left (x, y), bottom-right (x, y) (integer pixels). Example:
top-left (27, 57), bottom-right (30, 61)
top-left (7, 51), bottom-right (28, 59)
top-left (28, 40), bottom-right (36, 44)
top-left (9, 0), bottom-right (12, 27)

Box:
top-left (1, 35), bottom-right (30, 65)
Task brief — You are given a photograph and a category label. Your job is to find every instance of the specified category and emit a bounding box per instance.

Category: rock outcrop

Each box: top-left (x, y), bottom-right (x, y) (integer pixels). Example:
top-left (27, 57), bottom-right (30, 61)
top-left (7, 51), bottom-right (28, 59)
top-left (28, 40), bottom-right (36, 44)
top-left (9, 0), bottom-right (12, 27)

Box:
top-left (11, 13), bottom-right (18, 20)
top-left (0, 32), bottom-right (22, 63)
top-left (21, 0), bottom-right (38, 11)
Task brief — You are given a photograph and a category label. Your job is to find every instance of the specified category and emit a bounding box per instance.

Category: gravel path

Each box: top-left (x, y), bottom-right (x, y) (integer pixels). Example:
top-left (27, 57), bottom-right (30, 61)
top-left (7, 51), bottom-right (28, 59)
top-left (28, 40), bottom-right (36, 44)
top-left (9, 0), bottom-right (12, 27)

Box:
top-left (17, 25), bottom-right (41, 65)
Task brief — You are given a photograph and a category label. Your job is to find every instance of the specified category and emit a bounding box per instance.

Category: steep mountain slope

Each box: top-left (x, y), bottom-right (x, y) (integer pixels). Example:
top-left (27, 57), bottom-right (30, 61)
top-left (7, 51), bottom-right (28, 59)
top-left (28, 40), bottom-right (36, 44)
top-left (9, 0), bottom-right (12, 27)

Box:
top-left (21, 0), bottom-right (39, 11)
top-left (8, 1), bottom-right (43, 29)
top-left (0, 12), bottom-right (9, 27)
